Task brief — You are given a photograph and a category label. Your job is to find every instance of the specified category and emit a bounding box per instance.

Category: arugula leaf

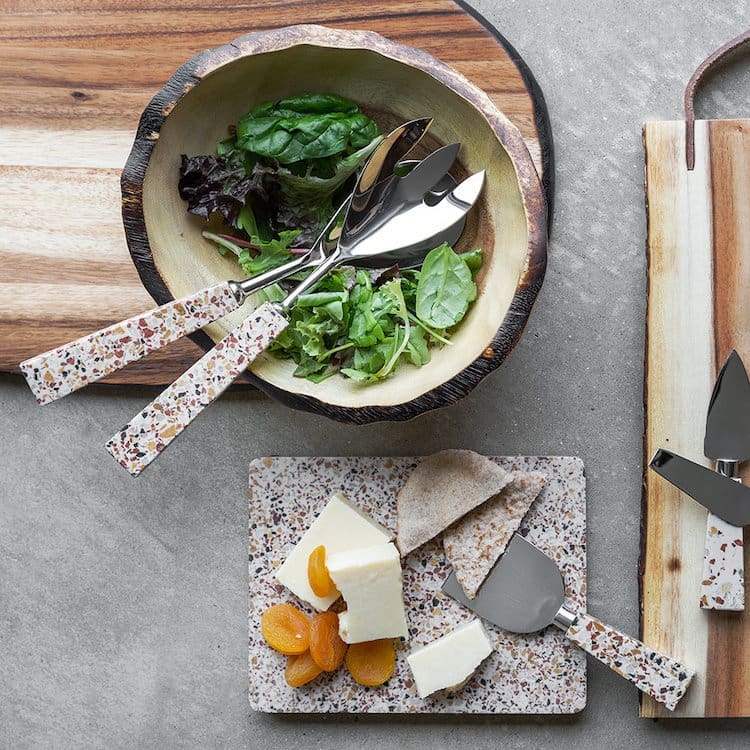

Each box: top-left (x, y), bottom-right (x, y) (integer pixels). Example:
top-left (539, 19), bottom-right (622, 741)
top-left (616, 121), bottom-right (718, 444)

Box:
top-left (375, 280), bottom-right (410, 378)
top-left (202, 229), bottom-right (299, 276)
top-left (406, 325), bottom-right (431, 366)
top-left (415, 243), bottom-right (477, 329)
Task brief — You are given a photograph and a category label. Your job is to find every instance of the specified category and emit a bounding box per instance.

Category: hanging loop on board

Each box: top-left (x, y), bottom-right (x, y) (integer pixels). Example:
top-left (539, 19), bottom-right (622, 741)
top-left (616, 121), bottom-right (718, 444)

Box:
top-left (684, 28), bottom-right (750, 170)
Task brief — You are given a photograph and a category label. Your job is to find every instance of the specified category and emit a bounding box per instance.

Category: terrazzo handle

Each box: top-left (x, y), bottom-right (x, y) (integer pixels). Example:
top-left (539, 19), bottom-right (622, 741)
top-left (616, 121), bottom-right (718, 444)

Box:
top-left (20, 281), bottom-right (241, 405)
top-left (105, 302), bottom-right (288, 477)
top-left (700, 513), bottom-right (745, 611)
top-left (565, 611), bottom-right (695, 710)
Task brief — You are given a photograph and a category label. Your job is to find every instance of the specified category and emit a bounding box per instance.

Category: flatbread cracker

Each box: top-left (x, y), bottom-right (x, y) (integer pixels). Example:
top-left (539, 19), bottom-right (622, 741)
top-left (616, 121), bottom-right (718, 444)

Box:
top-left (396, 450), bottom-right (512, 556)
top-left (443, 471), bottom-right (546, 598)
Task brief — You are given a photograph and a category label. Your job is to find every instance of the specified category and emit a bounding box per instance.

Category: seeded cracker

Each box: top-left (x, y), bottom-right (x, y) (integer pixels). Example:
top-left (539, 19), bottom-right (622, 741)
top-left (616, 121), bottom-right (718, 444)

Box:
top-left (443, 472), bottom-right (546, 598)
top-left (396, 450), bottom-right (512, 556)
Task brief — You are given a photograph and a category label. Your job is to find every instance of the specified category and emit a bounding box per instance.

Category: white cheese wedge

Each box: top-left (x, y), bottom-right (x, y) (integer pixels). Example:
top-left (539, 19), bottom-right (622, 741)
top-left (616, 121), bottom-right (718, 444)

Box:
top-left (275, 492), bottom-right (393, 611)
top-left (326, 542), bottom-right (409, 643)
top-left (406, 619), bottom-right (493, 698)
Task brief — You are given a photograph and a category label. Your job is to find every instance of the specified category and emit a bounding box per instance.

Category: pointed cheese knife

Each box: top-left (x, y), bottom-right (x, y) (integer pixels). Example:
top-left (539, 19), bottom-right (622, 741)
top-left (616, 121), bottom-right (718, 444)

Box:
top-left (649, 350), bottom-right (750, 610)
top-left (700, 349), bottom-right (750, 610)
top-left (442, 534), bottom-right (695, 710)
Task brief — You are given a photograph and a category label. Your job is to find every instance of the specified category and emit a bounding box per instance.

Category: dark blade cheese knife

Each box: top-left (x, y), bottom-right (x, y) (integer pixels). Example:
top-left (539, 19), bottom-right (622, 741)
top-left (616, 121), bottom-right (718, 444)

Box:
top-left (442, 534), bottom-right (695, 711)
top-left (649, 449), bottom-right (750, 526)
top-left (649, 350), bottom-right (750, 610)
top-left (700, 349), bottom-right (750, 610)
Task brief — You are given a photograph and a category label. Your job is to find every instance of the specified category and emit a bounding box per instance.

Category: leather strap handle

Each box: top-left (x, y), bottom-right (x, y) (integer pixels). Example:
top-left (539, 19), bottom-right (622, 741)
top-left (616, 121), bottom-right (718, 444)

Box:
top-left (685, 29), bottom-right (750, 169)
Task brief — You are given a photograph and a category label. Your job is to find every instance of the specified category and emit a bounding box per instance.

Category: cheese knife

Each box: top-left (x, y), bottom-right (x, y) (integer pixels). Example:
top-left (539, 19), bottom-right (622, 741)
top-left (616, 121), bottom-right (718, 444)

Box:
top-left (699, 349), bottom-right (750, 610)
top-left (442, 534), bottom-right (695, 710)
top-left (649, 449), bottom-right (750, 527)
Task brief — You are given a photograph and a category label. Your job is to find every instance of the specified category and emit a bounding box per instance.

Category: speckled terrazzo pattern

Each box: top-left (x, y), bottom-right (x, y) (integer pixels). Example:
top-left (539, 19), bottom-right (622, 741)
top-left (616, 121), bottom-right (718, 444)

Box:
top-left (700, 514), bottom-right (745, 611)
top-left (106, 303), bottom-right (286, 476)
top-left (247, 455), bottom-right (587, 714)
top-left (20, 281), bottom-right (239, 405)
top-left (443, 471), bottom-right (547, 599)
top-left (565, 612), bottom-right (694, 711)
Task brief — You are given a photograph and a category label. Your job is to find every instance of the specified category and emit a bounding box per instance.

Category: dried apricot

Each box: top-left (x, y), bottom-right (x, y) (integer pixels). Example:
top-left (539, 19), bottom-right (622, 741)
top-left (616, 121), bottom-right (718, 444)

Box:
top-left (307, 545), bottom-right (337, 598)
top-left (260, 603), bottom-right (310, 655)
top-left (285, 651), bottom-right (323, 687)
top-left (309, 611), bottom-right (348, 671)
top-left (345, 639), bottom-right (395, 687)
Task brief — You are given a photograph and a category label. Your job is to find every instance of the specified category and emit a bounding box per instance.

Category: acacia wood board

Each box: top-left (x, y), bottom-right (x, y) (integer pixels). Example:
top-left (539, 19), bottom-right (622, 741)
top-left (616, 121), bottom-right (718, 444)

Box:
top-left (0, 0), bottom-right (552, 389)
top-left (642, 117), bottom-right (750, 718)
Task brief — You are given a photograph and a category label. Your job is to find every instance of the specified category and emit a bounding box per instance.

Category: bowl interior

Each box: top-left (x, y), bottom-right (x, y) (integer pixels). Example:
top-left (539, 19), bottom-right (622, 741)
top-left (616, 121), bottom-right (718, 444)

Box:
top-left (143, 43), bottom-right (529, 408)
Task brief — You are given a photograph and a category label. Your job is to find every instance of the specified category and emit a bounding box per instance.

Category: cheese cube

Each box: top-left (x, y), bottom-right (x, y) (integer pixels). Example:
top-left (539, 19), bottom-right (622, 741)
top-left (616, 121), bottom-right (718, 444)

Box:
top-left (407, 620), bottom-right (493, 698)
top-left (275, 492), bottom-right (393, 611)
top-left (326, 542), bottom-right (409, 643)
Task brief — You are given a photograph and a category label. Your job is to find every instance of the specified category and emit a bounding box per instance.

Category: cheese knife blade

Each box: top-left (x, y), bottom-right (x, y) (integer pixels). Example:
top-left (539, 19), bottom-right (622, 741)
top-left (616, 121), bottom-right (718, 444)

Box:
top-left (705, 349), bottom-right (750, 464)
top-left (649, 448), bottom-right (750, 526)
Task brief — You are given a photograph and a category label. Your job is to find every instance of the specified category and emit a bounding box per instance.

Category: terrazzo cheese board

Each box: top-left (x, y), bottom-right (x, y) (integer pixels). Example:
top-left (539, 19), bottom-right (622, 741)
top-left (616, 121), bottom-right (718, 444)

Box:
top-left (247, 455), bottom-right (587, 714)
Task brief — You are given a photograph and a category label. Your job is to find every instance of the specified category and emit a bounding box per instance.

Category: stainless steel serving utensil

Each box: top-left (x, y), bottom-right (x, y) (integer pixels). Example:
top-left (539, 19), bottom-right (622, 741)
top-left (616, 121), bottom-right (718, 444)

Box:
top-left (105, 137), bottom-right (485, 476)
top-left (20, 119), bottom-right (456, 405)
top-left (442, 534), bottom-right (695, 711)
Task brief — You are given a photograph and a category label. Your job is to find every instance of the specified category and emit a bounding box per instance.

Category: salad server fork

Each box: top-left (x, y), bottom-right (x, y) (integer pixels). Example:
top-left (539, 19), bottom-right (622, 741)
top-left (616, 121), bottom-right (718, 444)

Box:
top-left (106, 168), bottom-right (485, 476)
top-left (20, 120), bottom-right (456, 405)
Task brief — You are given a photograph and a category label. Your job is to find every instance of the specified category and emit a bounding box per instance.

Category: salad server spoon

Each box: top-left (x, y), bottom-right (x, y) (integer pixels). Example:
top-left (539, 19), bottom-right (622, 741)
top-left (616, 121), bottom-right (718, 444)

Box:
top-left (106, 168), bottom-right (485, 476)
top-left (20, 121), bottom-right (456, 405)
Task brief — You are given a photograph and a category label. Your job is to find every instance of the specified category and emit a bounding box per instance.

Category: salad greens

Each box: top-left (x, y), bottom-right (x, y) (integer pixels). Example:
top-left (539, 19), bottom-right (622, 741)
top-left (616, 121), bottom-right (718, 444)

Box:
top-left (179, 92), bottom-right (382, 250)
top-left (178, 93), bottom-right (484, 385)
top-left (259, 244), bottom-right (482, 384)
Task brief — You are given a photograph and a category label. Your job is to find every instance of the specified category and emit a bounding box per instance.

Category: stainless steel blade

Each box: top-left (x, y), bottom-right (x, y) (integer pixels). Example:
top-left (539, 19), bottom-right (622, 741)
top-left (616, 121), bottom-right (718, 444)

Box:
top-left (346, 118), bottom-right (431, 233)
top-left (341, 143), bottom-right (463, 242)
top-left (704, 349), bottom-right (750, 463)
top-left (341, 170), bottom-right (485, 266)
top-left (649, 448), bottom-right (750, 526)
top-left (393, 142), bottom-right (460, 203)
top-left (441, 534), bottom-right (564, 634)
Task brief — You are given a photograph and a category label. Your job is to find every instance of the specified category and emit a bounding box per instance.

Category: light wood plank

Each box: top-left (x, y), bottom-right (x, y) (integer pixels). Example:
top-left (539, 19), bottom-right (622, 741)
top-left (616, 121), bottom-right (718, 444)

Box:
top-left (642, 118), bottom-right (750, 717)
top-left (642, 119), bottom-right (712, 718)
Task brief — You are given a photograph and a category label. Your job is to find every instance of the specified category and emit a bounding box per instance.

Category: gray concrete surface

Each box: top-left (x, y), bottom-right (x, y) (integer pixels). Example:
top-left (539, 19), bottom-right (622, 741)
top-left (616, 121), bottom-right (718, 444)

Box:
top-left (3, 1), bottom-right (750, 747)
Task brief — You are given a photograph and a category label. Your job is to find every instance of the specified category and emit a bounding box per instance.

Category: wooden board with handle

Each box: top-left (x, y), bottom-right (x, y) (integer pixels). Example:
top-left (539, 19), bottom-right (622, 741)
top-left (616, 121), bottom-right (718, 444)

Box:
top-left (0, 0), bottom-right (551, 389)
top-left (642, 31), bottom-right (750, 718)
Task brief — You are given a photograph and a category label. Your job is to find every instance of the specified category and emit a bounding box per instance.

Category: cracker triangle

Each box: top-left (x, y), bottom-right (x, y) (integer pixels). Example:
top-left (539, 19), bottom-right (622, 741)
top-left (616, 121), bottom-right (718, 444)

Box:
top-left (396, 450), bottom-right (512, 556)
top-left (443, 471), bottom-right (546, 598)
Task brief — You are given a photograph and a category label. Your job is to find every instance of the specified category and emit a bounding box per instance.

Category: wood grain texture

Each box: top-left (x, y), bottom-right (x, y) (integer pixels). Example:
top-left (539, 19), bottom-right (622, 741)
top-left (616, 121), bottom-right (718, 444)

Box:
top-left (642, 118), bottom-right (750, 718)
top-left (0, 0), bottom-right (552, 388)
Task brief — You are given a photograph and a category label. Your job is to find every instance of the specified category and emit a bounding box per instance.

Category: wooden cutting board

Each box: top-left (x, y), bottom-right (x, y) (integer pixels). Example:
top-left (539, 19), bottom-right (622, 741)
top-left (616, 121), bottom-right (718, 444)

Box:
top-left (248, 456), bottom-right (586, 713)
top-left (0, 0), bottom-right (551, 389)
top-left (641, 32), bottom-right (750, 718)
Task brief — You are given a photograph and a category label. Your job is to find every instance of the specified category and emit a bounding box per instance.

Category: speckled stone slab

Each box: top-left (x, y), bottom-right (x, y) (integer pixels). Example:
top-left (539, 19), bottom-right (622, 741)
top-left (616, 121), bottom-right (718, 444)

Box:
top-left (248, 456), bottom-right (587, 714)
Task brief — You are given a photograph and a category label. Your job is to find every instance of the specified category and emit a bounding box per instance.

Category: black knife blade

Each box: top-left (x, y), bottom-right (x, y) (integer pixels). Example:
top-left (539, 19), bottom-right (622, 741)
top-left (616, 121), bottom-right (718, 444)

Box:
top-left (649, 448), bottom-right (750, 526)
top-left (704, 349), bottom-right (750, 463)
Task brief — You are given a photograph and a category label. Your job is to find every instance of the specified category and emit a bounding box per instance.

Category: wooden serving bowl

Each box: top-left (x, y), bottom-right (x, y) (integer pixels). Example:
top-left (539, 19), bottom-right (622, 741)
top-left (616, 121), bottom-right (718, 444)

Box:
top-left (122, 24), bottom-right (547, 423)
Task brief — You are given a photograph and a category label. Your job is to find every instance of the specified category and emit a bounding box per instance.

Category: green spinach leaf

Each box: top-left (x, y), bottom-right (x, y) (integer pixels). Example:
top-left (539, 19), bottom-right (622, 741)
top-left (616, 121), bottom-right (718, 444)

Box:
top-left (415, 243), bottom-right (477, 329)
